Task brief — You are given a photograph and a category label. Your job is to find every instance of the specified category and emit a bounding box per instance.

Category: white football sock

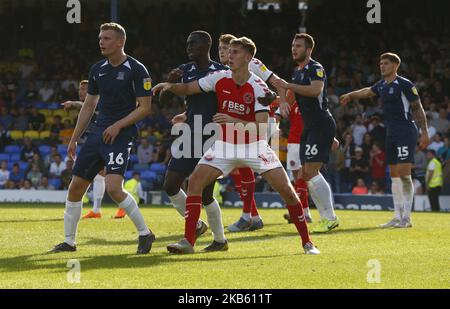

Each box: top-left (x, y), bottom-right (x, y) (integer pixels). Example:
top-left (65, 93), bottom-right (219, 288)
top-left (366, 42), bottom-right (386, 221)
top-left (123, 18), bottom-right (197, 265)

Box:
top-left (304, 206), bottom-right (312, 218)
top-left (168, 189), bottom-right (187, 218)
top-left (119, 194), bottom-right (150, 236)
top-left (241, 212), bottom-right (251, 222)
top-left (64, 200), bottom-right (83, 246)
top-left (93, 174), bottom-right (105, 213)
top-left (251, 215), bottom-right (262, 222)
top-left (204, 199), bottom-right (226, 243)
top-left (391, 177), bottom-right (404, 220)
top-left (401, 175), bottom-right (414, 220)
top-left (307, 173), bottom-right (336, 221)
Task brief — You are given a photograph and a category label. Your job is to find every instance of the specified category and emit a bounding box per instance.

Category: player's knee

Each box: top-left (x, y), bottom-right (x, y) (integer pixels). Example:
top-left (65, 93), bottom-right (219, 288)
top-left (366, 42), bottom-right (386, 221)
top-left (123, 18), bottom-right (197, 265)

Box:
top-left (163, 179), bottom-right (179, 196)
top-left (105, 185), bottom-right (124, 202)
top-left (187, 173), bottom-right (205, 194)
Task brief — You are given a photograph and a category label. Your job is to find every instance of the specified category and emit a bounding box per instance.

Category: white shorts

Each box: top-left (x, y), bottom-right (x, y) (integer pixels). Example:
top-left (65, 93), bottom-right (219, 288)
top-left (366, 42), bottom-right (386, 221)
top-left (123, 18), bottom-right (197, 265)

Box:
top-left (287, 143), bottom-right (301, 171)
top-left (198, 140), bottom-right (283, 176)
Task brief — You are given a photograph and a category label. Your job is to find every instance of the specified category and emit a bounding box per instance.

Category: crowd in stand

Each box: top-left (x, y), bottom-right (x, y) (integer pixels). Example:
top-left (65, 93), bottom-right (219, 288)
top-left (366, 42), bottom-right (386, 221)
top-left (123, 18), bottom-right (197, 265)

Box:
top-left (0, 1), bottom-right (448, 194)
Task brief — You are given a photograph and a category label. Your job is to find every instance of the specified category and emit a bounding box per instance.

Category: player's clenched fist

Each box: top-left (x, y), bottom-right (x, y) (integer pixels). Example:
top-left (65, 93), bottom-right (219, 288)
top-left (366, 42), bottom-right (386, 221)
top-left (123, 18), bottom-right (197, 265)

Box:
top-left (67, 140), bottom-right (78, 161)
top-left (152, 83), bottom-right (172, 95)
top-left (167, 68), bottom-right (183, 83)
top-left (257, 90), bottom-right (277, 106)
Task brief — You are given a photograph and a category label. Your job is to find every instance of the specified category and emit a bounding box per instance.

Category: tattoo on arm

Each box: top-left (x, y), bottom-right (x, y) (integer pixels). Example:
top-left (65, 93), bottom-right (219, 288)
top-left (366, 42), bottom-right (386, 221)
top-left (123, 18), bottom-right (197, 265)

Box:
top-left (410, 99), bottom-right (427, 131)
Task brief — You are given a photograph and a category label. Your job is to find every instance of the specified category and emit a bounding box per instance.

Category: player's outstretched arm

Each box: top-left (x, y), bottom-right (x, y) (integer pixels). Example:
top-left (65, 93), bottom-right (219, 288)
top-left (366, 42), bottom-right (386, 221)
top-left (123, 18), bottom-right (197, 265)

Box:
top-left (411, 99), bottom-right (430, 149)
top-left (153, 81), bottom-right (202, 98)
top-left (103, 96), bottom-right (152, 144)
top-left (61, 101), bottom-right (83, 110)
top-left (339, 87), bottom-right (375, 105)
top-left (272, 78), bottom-right (324, 99)
top-left (159, 68), bottom-right (183, 105)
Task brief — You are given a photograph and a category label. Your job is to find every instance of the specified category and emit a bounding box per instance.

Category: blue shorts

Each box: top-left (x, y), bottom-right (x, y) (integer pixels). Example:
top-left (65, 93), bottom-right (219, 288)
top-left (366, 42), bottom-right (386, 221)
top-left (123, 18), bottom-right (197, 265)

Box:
top-left (300, 116), bottom-right (336, 164)
top-left (385, 125), bottom-right (418, 165)
top-left (167, 157), bottom-right (201, 177)
top-left (73, 128), bottom-right (134, 181)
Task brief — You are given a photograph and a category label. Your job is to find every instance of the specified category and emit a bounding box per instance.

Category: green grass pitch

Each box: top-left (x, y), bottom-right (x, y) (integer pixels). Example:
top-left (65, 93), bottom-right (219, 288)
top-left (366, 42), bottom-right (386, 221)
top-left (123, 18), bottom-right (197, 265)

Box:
top-left (0, 203), bottom-right (448, 288)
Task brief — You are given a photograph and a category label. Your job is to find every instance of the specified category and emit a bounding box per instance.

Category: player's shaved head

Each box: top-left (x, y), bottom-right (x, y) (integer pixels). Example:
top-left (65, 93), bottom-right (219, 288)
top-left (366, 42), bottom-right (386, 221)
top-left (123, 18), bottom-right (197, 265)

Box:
top-left (190, 30), bottom-right (212, 47)
top-left (100, 23), bottom-right (126, 39)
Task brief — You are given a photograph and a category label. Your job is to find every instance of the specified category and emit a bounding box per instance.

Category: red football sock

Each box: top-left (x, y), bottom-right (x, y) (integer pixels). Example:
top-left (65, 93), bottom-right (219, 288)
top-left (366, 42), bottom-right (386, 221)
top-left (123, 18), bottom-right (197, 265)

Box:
top-left (185, 195), bottom-right (202, 246)
top-left (295, 178), bottom-right (309, 209)
top-left (287, 202), bottom-right (311, 246)
top-left (238, 168), bottom-right (255, 215)
top-left (250, 199), bottom-right (259, 217)
top-left (231, 172), bottom-right (242, 199)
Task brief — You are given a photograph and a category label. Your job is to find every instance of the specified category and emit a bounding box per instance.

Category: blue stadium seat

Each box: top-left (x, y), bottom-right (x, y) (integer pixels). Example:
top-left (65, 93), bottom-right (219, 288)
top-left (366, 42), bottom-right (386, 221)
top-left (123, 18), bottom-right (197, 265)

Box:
top-left (10, 153), bottom-right (21, 162)
top-left (60, 151), bottom-right (68, 159)
top-left (150, 163), bottom-right (167, 175)
top-left (49, 178), bottom-right (62, 189)
top-left (0, 153), bottom-right (10, 162)
top-left (57, 144), bottom-right (68, 153)
top-left (48, 102), bottom-right (61, 110)
top-left (140, 170), bottom-right (157, 182)
top-left (19, 162), bottom-right (29, 170)
top-left (124, 170), bottom-right (134, 180)
top-left (129, 154), bottom-right (138, 164)
top-left (35, 102), bottom-right (48, 109)
top-left (4, 145), bottom-right (21, 154)
top-left (39, 145), bottom-right (51, 156)
top-left (133, 163), bottom-right (149, 172)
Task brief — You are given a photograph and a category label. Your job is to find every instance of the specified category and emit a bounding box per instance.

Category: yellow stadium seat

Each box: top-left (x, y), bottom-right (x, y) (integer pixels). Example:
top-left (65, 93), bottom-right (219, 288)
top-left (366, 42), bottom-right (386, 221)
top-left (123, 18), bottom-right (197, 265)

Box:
top-left (62, 117), bottom-right (73, 125)
top-left (45, 116), bottom-right (54, 125)
top-left (10, 130), bottom-right (24, 140)
top-left (140, 130), bottom-right (149, 138)
top-left (39, 131), bottom-right (51, 139)
top-left (68, 110), bottom-right (79, 118)
top-left (39, 109), bottom-right (52, 117)
top-left (24, 130), bottom-right (40, 139)
top-left (52, 109), bottom-right (68, 118)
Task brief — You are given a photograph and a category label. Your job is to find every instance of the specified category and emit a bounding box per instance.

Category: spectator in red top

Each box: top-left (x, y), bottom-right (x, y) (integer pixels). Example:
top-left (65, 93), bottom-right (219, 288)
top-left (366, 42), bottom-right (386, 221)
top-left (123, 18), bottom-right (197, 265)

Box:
top-left (370, 142), bottom-right (386, 187)
top-left (352, 178), bottom-right (368, 195)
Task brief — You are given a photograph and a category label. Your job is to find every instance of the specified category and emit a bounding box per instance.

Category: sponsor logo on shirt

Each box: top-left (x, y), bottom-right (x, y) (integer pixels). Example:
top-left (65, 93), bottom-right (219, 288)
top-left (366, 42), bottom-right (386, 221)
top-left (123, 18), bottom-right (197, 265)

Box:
top-left (143, 78), bottom-right (152, 91)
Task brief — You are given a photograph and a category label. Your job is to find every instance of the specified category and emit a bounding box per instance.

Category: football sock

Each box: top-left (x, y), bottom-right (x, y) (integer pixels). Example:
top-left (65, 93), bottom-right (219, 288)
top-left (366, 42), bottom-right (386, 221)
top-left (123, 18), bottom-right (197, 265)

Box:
top-left (230, 172), bottom-right (242, 198)
top-left (119, 193), bottom-right (150, 236)
top-left (204, 199), bottom-right (226, 243)
top-left (391, 177), bottom-right (404, 220)
top-left (307, 173), bottom-right (336, 221)
top-left (401, 175), bottom-right (414, 219)
top-left (64, 200), bottom-right (83, 246)
top-left (168, 189), bottom-right (187, 218)
top-left (295, 178), bottom-right (309, 210)
top-left (287, 202), bottom-right (311, 246)
top-left (93, 174), bottom-right (105, 213)
top-left (185, 196), bottom-right (202, 246)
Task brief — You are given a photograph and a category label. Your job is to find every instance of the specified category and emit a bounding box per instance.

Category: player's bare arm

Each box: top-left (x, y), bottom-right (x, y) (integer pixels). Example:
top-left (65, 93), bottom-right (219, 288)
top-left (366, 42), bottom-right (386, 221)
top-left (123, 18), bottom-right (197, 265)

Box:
top-left (171, 111), bottom-right (187, 124)
top-left (61, 100), bottom-right (83, 110)
top-left (153, 81), bottom-right (202, 97)
top-left (103, 96), bottom-right (152, 144)
top-left (268, 74), bottom-right (290, 117)
top-left (68, 94), bottom-right (99, 159)
top-left (339, 87), bottom-right (376, 105)
top-left (273, 78), bottom-right (324, 99)
top-left (410, 99), bottom-right (430, 149)
top-left (159, 68), bottom-right (184, 105)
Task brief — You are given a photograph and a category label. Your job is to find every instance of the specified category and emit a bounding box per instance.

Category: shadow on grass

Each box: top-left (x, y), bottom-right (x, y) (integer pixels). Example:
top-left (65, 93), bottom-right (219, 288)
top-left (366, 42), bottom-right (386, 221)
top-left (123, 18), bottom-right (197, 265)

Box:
top-left (0, 218), bottom-right (63, 223)
top-left (0, 250), bottom-right (296, 274)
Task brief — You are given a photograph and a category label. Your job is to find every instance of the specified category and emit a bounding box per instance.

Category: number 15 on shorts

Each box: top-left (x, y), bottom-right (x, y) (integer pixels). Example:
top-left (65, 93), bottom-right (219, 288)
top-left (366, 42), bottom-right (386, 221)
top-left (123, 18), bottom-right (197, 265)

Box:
top-left (397, 146), bottom-right (409, 159)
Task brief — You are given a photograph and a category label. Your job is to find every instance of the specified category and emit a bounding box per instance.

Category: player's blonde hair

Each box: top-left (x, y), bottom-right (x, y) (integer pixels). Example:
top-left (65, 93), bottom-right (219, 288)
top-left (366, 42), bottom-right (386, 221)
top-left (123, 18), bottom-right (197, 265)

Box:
top-left (100, 22), bottom-right (126, 38)
top-left (230, 37), bottom-right (257, 57)
top-left (380, 52), bottom-right (401, 65)
top-left (79, 80), bottom-right (88, 86)
top-left (219, 34), bottom-right (237, 45)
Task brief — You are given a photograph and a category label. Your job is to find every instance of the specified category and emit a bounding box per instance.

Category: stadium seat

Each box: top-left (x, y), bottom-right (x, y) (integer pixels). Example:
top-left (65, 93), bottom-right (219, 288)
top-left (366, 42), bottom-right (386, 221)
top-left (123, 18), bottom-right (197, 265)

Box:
top-left (150, 163), bottom-right (167, 175)
top-left (24, 130), bottom-right (40, 139)
top-left (48, 102), bottom-right (61, 110)
top-left (140, 130), bottom-right (149, 138)
top-left (4, 145), bottom-right (21, 154)
top-left (57, 144), bottom-right (68, 153)
top-left (39, 109), bottom-right (52, 117)
top-left (10, 153), bottom-right (20, 162)
top-left (19, 162), bottom-right (29, 170)
top-left (124, 170), bottom-right (134, 180)
top-left (39, 131), bottom-right (51, 139)
top-left (48, 178), bottom-right (62, 189)
top-left (68, 110), bottom-right (79, 118)
top-left (35, 102), bottom-right (48, 109)
top-left (39, 145), bottom-right (51, 156)
top-left (53, 110), bottom-right (68, 118)
top-left (0, 153), bottom-right (10, 162)
top-left (140, 171), bottom-right (157, 182)
top-left (130, 154), bottom-right (138, 164)
top-left (10, 130), bottom-right (24, 140)
top-left (60, 151), bottom-right (68, 159)
top-left (45, 116), bottom-right (54, 126)
top-left (133, 163), bottom-right (149, 172)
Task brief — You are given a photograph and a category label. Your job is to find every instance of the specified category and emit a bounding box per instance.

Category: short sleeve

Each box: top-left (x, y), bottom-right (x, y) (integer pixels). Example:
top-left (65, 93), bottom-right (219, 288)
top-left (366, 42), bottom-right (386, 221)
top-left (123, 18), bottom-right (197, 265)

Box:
top-left (400, 78), bottom-right (419, 102)
top-left (87, 65), bottom-right (99, 95)
top-left (370, 80), bottom-right (382, 97)
top-left (198, 70), bottom-right (226, 93)
top-left (308, 64), bottom-right (326, 82)
top-left (133, 62), bottom-right (152, 97)
top-left (427, 161), bottom-right (436, 171)
top-left (248, 58), bottom-right (273, 82)
top-left (252, 78), bottom-right (271, 114)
